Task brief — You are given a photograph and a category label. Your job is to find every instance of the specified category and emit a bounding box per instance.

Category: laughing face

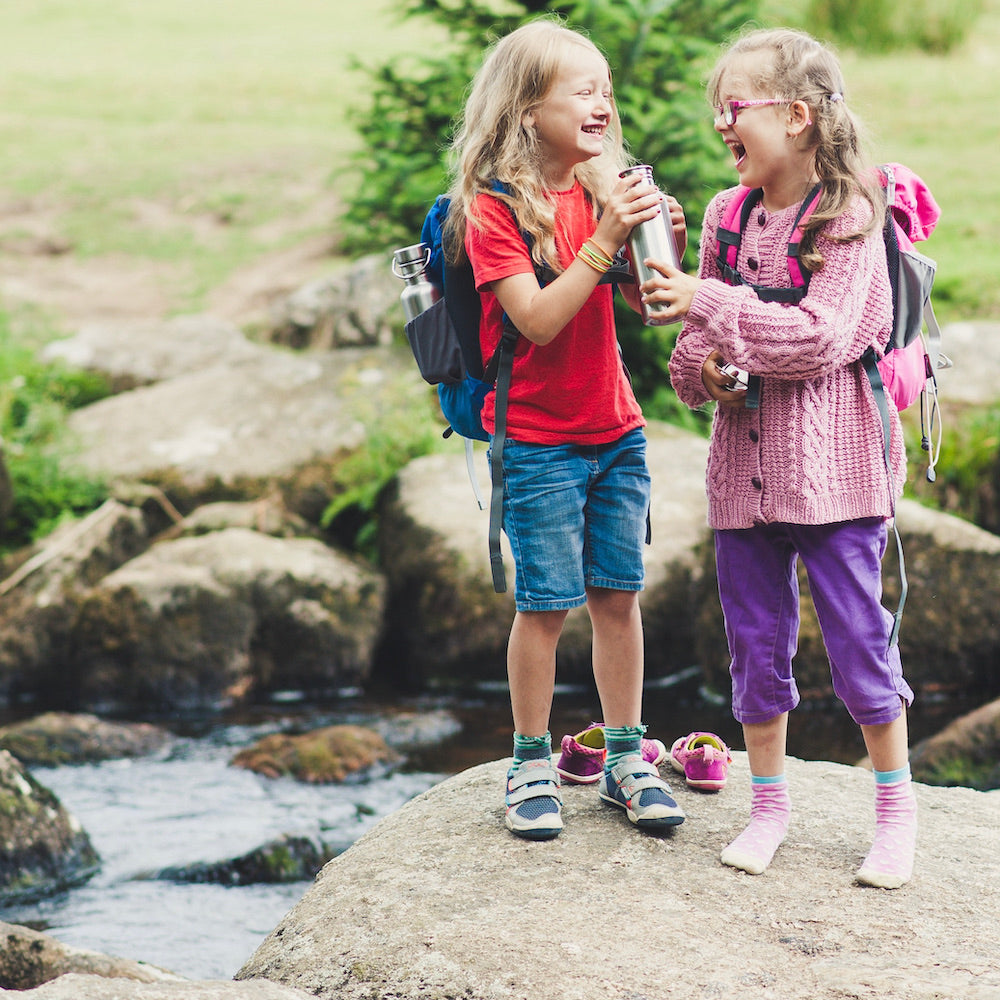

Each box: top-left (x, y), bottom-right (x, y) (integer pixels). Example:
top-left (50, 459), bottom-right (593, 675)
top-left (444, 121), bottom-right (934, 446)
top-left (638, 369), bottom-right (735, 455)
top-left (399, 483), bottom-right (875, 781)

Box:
top-left (523, 48), bottom-right (613, 189)
top-left (712, 55), bottom-right (797, 196)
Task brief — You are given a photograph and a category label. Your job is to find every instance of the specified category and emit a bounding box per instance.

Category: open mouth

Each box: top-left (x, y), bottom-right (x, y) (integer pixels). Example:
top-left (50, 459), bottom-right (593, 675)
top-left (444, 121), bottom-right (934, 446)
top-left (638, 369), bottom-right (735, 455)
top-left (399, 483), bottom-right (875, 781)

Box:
top-left (727, 141), bottom-right (747, 168)
top-left (582, 124), bottom-right (605, 137)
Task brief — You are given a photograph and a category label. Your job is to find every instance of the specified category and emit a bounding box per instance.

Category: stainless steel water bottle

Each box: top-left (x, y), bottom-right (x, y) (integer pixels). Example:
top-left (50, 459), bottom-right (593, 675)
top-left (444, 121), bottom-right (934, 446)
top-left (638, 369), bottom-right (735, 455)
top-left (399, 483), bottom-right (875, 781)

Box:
top-left (620, 165), bottom-right (682, 326)
top-left (392, 243), bottom-right (440, 322)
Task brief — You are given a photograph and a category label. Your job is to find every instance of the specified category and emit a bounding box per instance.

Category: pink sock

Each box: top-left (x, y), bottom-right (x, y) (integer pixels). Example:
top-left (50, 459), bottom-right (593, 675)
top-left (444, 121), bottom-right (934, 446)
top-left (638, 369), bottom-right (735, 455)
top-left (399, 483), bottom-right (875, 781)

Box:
top-left (721, 780), bottom-right (790, 875)
top-left (856, 779), bottom-right (917, 889)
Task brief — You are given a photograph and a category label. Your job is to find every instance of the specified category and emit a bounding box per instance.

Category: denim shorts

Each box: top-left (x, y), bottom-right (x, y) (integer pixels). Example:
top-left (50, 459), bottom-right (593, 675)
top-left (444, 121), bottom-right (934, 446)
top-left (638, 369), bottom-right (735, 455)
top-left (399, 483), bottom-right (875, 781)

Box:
top-left (491, 428), bottom-right (650, 612)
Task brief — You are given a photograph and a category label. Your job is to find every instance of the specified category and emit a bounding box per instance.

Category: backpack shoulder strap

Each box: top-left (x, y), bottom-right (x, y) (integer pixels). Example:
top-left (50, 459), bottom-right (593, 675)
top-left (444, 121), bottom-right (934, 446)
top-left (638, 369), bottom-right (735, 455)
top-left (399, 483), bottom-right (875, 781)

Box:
top-left (716, 186), bottom-right (759, 283)
top-left (786, 183), bottom-right (822, 287)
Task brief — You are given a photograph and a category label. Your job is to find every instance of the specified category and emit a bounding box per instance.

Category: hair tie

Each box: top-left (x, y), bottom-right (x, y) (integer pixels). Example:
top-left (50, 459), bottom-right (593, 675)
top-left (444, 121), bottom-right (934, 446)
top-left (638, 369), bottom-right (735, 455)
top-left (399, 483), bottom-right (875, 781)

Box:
top-left (828, 92), bottom-right (844, 103)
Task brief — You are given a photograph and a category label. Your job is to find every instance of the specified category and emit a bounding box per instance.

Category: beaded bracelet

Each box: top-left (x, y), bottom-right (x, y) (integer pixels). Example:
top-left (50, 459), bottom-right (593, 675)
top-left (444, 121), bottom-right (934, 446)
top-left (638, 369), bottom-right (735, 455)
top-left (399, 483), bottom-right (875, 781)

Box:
top-left (577, 239), bottom-right (614, 273)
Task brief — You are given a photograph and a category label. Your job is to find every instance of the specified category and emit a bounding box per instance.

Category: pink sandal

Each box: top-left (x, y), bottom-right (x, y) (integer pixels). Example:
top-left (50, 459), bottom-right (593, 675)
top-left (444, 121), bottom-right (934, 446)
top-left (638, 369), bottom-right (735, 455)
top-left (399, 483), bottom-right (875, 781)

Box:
top-left (669, 732), bottom-right (732, 791)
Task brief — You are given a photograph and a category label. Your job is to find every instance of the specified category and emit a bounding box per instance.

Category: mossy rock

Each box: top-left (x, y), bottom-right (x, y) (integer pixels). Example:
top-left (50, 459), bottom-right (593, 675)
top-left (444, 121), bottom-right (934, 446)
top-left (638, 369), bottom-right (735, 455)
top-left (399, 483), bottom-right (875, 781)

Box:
top-left (155, 834), bottom-right (335, 885)
top-left (230, 723), bottom-right (399, 783)
top-left (0, 712), bottom-right (169, 766)
top-left (910, 696), bottom-right (1000, 791)
top-left (0, 750), bottom-right (100, 905)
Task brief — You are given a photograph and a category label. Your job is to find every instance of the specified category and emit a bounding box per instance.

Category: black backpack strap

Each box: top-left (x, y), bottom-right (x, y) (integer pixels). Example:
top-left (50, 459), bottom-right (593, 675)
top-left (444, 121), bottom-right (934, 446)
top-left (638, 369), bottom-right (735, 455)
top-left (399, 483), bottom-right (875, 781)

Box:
top-left (861, 346), bottom-right (907, 646)
top-left (488, 324), bottom-right (519, 593)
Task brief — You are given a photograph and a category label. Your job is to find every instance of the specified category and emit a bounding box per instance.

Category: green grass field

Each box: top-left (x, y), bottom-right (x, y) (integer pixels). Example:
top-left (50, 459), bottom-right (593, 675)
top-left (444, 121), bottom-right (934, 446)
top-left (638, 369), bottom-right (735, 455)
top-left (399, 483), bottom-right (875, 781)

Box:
top-left (836, 1), bottom-right (1000, 319)
top-left (0, 0), bottom-right (447, 314)
top-left (0, 0), bottom-right (996, 323)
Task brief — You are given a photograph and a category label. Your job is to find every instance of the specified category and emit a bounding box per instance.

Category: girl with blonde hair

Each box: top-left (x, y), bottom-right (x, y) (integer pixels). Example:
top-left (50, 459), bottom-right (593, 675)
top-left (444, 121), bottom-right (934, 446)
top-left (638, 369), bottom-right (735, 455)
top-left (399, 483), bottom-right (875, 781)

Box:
top-left (447, 18), bottom-right (689, 840)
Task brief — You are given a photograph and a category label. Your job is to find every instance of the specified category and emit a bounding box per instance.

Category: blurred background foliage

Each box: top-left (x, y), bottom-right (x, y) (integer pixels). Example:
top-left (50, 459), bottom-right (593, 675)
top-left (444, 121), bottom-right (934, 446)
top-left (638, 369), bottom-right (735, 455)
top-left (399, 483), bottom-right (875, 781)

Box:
top-left (0, 0), bottom-right (992, 552)
top-left (341, 0), bottom-right (985, 425)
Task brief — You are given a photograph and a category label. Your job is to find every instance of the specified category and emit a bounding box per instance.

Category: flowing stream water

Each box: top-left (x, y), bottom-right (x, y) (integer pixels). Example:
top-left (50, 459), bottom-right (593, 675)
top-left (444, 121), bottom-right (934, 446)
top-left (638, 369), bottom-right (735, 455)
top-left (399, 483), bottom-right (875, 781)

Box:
top-left (0, 676), bottom-right (976, 981)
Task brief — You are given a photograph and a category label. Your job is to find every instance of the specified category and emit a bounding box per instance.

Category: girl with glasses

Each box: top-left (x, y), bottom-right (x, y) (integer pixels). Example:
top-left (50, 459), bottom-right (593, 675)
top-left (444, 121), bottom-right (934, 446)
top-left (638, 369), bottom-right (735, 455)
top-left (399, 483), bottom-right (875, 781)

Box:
top-left (645, 28), bottom-right (918, 889)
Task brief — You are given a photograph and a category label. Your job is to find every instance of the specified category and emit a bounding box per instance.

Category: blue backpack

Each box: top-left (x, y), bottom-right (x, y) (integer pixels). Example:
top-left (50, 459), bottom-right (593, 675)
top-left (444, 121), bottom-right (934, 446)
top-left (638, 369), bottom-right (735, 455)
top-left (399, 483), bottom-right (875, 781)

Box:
top-left (402, 186), bottom-right (630, 593)
top-left (402, 187), bottom-right (540, 593)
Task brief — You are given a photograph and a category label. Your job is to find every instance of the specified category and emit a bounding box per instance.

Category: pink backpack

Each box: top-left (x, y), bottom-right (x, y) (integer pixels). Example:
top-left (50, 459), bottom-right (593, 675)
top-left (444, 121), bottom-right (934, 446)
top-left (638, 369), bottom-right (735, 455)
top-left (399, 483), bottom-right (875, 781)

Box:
top-left (715, 163), bottom-right (947, 481)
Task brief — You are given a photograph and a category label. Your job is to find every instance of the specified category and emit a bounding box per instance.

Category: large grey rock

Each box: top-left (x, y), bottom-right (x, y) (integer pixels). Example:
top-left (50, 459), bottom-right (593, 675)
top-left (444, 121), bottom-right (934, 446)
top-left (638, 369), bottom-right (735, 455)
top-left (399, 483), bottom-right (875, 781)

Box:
top-left (0, 498), bottom-right (387, 714)
top-left (0, 500), bottom-right (150, 707)
top-left (64, 342), bottom-right (428, 518)
top-left (40, 315), bottom-right (260, 393)
top-left (375, 416), bottom-right (1000, 698)
top-left (267, 254), bottom-right (398, 351)
top-left (908, 695), bottom-right (1000, 789)
top-left (375, 421), bottom-right (711, 687)
top-left (237, 754), bottom-right (1000, 1000)
top-left (932, 320), bottom-right (1000, 407)
top-left (0, 751), bottom-right (99, 905)
top-left (68, 528), bottom-right (386, 712)
top-left (0, 972), bottom-right (312, 1000)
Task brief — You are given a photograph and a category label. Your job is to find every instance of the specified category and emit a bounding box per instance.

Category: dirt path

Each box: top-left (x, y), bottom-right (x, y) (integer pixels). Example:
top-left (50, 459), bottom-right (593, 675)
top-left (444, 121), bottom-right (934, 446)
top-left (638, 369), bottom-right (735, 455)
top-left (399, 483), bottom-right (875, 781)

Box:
top-left (0, 190), bottom-right (342, 333)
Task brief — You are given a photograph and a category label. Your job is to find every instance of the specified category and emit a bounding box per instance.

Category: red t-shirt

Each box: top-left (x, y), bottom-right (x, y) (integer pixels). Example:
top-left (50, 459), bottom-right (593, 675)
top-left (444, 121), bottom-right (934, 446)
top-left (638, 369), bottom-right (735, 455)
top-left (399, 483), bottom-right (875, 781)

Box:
top-left (465, 183), bottom-right (644, 445)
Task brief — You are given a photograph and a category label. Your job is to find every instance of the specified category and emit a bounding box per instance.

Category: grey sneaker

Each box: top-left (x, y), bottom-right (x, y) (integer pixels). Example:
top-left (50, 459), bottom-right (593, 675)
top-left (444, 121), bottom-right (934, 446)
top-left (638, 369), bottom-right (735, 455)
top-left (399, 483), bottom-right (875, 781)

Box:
top-left (598, 755), bottom-right (685, 829)
top-left (504, 759), bottom-right (563, 840)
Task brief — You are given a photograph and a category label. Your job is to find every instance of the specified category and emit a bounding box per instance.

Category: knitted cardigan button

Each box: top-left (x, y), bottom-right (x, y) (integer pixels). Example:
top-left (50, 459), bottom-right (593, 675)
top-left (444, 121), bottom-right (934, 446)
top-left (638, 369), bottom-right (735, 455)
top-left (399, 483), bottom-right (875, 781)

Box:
top-left (751, 476), bottom-right (762, 490)
top-left (749, 429), bottom-right (759, 443)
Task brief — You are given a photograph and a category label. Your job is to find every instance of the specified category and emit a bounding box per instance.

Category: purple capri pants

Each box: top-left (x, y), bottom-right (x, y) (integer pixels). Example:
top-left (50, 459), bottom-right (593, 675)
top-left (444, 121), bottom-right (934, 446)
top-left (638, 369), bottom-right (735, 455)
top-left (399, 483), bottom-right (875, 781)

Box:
top-left (714, 517), bottom-right (914, 727)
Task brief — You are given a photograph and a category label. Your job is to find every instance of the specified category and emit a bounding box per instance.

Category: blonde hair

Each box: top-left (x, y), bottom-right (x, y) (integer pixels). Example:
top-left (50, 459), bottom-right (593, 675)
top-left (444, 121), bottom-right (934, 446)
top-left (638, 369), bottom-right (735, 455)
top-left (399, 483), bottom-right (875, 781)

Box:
top-left (709, 27), bottom-right (881, 272)
top-left (443, 18), bottom-right (629, 272)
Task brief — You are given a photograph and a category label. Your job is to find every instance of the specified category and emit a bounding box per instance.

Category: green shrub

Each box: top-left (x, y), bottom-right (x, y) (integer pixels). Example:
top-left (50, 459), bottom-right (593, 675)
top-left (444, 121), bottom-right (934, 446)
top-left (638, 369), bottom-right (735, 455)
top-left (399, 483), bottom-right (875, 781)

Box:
top-left (343, 0), bottom-right (758, 254)
top-left (806, 0), bottom-right (983, 53)
top-left (0, 312), bottom-right (110, 552)
top-left (320, 403), bottom-right (444, 560)
top-left (906, 403), bottom-right (1000, 533)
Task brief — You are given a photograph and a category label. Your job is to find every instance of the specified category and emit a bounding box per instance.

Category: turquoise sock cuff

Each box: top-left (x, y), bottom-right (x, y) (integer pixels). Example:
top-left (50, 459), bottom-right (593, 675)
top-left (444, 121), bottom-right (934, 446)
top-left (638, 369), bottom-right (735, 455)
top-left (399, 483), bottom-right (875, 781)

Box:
top-left (873, 764), bottom-right (911, 784)
top-left (603, 724), bottom-right (645, 771)
top-left (751, 773), bottom-right (786, 785)
top-left (513, 732), bottom-right (551, 764)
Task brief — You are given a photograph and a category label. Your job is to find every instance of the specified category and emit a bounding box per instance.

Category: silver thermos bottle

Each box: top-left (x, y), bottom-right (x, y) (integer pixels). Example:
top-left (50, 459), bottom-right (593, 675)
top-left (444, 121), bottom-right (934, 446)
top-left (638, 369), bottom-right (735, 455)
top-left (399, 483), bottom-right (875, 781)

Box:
top-left (620, 165), bottom-right (682, 326)
top-left (392, 243), bottom-right (440, 322)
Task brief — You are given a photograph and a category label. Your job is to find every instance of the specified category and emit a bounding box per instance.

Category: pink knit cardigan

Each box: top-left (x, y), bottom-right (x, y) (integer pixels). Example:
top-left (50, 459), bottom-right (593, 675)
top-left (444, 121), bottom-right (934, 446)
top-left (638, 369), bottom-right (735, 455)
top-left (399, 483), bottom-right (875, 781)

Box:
top-left (668, 188), bottom-right (905, 531)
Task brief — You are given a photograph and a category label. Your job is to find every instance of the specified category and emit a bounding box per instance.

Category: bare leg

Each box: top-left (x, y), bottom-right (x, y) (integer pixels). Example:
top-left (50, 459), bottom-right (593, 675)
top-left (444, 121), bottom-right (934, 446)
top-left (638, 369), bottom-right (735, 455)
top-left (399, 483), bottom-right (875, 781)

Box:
top-left (860, 711), bottom-right (909, 773)
top-left (507, 609), bottom-right (567, 737)
top-left (586, 587), bottom-right (643, 727)
top-left (742, 714), bottom-right (788, 777)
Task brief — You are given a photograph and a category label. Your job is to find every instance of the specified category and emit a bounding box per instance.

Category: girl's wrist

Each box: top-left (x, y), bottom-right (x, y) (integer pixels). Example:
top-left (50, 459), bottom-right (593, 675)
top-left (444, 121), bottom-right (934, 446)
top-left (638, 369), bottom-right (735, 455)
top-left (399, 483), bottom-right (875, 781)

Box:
top-left (586, 236), bottom-right (615, 260)
top-left (577, 238), bottom-right (614, 273)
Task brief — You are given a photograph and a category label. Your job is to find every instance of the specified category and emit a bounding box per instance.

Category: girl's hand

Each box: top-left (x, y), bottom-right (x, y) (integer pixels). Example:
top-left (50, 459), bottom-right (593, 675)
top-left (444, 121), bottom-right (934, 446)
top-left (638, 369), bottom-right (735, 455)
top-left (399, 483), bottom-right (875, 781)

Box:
top-left (639, 258), bottom-right (701, 324)
top-left (663, 194), bottom-right (687, 259)
top-left (702, 350), bottom-right (747, 407)
top-left (592, 171), bottom-right (663, 252)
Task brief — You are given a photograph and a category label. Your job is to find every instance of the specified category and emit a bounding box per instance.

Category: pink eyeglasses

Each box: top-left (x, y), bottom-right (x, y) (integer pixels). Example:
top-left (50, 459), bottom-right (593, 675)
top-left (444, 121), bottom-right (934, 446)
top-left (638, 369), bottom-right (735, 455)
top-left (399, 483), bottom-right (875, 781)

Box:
top-left (713, 99), bottom-right (785, 126)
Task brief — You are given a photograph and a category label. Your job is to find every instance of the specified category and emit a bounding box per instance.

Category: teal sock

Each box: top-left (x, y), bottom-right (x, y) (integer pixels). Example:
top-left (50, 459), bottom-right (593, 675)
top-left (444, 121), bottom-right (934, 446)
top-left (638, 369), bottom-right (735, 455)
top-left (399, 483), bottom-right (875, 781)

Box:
top-left (752, 772), bottom-right (787, 785)
top-left (603, 724), bottom-right (645, 771)
top-left (874, 764), bottom-right (911, 784)
top-left (512, 732), bottom-right (551, 766)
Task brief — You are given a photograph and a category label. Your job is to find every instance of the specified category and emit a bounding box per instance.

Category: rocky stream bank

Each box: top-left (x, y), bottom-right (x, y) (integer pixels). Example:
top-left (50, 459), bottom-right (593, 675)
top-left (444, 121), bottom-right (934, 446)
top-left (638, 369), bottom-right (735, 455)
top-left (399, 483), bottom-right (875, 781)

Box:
top-left (0, 256), bottom-right (997, 997)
